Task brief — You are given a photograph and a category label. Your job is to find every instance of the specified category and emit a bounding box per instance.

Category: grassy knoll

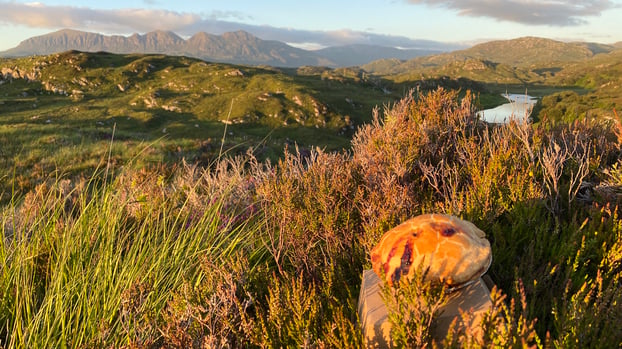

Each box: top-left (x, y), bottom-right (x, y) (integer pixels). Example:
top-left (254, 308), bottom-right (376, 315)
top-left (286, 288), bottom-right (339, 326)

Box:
top-left (0, 52), bottom-right (402, 200)
top-left (1, 51), bottom-right (511, 202)
top-left (2, 88), bottom-right (622, 347)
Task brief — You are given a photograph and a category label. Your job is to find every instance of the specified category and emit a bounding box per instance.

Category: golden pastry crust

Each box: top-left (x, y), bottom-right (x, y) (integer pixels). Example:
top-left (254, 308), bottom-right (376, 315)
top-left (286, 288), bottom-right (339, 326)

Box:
top-left (370, 214), bottom-right (491, 287)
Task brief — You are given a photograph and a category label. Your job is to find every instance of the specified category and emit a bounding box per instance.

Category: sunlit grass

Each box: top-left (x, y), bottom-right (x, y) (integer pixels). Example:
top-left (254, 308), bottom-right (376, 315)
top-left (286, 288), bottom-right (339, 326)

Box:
top-left (0, 173), bottom-right (263, 347)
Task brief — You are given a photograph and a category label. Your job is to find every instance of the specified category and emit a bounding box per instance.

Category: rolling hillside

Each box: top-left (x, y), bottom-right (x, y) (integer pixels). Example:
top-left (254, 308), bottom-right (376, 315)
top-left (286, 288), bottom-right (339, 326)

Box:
top-left (0, 51), bottom-right (403, 196)
top-left (315, 44), bottom-right (442, 67)
top-left (532, 49), bottom-right (622, 121)
top-left (363, 37), bottom-right (619, 78)
top-left (361, 36), bottom-right (622, 120)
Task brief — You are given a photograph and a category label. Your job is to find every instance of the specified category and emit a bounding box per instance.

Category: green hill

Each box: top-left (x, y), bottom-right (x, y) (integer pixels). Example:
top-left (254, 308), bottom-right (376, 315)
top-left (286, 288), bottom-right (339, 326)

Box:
top-left (458, 37), bottom-right (610, 67)
top-left (0, 51), bottom-right (401, 196)
top-left (361, 37), bottom-right (621, 121)
top-left (362, 37), bottom-right (618, 88)
top-left (532, 48), bottom-right (622, 121)
top-left (363, 37), bottom-right (617, 76)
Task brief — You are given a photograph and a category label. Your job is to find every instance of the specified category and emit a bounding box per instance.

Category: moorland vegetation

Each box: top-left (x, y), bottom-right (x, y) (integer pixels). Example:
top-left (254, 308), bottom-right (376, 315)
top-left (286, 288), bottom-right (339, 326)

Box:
top-left (2, 38), bottom-right (622, 347)
top-left (2, 87), bottom-right (622, 347)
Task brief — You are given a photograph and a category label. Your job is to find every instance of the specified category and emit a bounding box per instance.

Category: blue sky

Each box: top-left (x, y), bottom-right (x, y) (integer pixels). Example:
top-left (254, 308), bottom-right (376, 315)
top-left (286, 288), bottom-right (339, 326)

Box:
top-left (0, 0), bottom-right (621, 51)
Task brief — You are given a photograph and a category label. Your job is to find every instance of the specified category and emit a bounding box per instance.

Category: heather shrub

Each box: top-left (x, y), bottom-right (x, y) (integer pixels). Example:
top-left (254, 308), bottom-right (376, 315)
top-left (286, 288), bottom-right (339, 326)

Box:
top-left (380, 265), bottom-right (448, 348)
top-left (443, 282), bottom-right (540, 348)
top-left (114, 164), bottom-right (175, 221)
top-left (170, 155), bottom-right (261, 227)
top-left (156, 253), bottom-right (261, 348)
top-left (2, 176), bottom-right (88, 240)
top-left (350, 87), bottom-right (622, 345)
top-left (543, 204), bottom-right (622, 346)
top-left (248, 266), bottom-right (363, 348)
top-left (351, 88), bottom-right (480, 250)
top-left (254, 147), bottom-right (362, 278)
top-left (3, 87), bottom-right (622, 347)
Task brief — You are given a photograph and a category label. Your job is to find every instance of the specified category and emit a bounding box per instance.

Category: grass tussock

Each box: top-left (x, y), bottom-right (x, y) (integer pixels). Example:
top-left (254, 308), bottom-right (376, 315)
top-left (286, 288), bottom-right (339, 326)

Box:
top-left (2, 87), bottom-right (622, 347)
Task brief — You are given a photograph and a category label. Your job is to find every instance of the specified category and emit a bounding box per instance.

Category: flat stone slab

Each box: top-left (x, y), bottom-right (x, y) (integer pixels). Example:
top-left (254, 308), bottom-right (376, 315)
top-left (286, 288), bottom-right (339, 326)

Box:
top-left (358, 269), bottom-right (493, 348)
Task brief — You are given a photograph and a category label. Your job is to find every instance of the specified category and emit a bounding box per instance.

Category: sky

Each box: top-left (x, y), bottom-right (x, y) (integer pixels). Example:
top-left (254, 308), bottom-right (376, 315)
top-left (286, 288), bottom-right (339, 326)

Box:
top-left (0, 0), bottom-right (621, 52)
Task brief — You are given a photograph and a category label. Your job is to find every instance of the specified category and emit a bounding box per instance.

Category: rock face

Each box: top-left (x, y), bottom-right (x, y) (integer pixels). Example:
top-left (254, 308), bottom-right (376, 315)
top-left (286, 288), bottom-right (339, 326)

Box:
top-left (1, 66), bottom-right (40, 81)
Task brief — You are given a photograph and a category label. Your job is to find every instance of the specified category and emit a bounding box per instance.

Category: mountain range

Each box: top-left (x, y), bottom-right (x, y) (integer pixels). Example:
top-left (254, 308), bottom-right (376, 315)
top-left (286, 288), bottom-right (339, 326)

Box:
top-left (0, 29), bottom-right (447, 68)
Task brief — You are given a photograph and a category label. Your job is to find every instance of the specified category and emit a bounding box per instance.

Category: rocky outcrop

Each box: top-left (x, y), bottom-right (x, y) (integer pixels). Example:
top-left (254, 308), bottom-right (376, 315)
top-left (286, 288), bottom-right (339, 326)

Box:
top-left (1, 66), bottom-right (40, 81)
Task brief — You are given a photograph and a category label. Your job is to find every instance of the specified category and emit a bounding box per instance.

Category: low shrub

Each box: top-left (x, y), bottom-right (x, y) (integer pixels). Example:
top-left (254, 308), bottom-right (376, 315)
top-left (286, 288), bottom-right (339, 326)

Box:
top-left (3, 87), bottom-right (622, 347)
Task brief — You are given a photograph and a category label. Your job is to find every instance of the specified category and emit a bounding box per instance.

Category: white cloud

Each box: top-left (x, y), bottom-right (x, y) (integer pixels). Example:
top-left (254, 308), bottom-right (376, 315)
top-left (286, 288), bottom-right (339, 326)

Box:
top-left (0, 2), bottom-right (202, 32)
top-left (407, 0), bottom-right (617, 26)
top-left (0, 2), bottom-right (462, 49)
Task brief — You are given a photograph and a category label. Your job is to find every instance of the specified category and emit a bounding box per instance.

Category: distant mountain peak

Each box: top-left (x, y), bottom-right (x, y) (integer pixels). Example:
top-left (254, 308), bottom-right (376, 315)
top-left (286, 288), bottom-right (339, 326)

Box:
top-left (0, 28), bottom-right (452, 67)
top-left (223, 30), bottom-right (255, 39)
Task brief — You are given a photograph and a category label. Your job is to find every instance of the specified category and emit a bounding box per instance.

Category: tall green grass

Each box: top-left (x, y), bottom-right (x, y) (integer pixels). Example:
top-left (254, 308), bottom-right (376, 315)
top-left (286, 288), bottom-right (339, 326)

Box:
top-left (0, 171), bottom-right (262, 347)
